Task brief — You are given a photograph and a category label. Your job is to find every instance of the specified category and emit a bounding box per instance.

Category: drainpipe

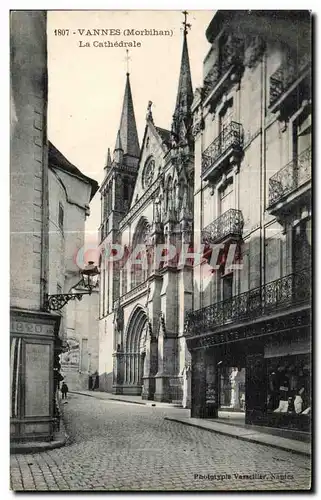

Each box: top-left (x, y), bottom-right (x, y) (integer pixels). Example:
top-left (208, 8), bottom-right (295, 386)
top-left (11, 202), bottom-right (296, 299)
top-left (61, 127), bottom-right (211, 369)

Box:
top-left (260, 52), bottom-right (267, 289)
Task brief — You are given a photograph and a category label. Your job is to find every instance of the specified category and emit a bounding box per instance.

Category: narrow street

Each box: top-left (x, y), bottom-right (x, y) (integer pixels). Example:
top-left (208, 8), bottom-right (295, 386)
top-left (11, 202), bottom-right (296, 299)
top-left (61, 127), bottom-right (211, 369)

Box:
top-left (10, 393), bottom-right (311, 491)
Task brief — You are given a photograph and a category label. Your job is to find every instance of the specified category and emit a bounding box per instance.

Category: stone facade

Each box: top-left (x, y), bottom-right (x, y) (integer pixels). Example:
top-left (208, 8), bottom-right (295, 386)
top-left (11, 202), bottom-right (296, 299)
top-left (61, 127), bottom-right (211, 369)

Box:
top-left (10, 11), bottom-right (61, 443)
top-left (186, 10), bottom-right (311, 429)
top-left (47, 143), bottom-right (99, 390)
top-left (10, 9), bottom-right (99, 445)
top-left (10, 11), bottom-right (49, 311)
top-left (98, 12), bottom-right (311, 423)
top-left (99, 32), bottom-right (194, 404)
top-left (62, 288), bottom-right (99, 391)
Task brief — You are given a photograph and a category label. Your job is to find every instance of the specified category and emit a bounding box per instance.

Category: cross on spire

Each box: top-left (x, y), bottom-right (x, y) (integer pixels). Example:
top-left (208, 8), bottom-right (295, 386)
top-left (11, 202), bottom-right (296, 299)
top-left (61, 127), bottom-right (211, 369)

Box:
top-left (124, 49), bottom-right (131, 74)
top-left (182, 10), bottom-right (191, 35)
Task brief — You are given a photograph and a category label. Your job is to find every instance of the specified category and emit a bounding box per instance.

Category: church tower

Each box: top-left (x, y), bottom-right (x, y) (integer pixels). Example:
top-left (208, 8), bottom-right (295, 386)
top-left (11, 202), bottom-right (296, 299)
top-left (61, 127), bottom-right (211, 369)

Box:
top-left (99, 70), bottom-right (140, 320)
top-left (98, 15), bottom-right (195, 403)
top-left (171, 14), bottom-right (194, 152)
top-left (155, 12), bottom-right (195, 404)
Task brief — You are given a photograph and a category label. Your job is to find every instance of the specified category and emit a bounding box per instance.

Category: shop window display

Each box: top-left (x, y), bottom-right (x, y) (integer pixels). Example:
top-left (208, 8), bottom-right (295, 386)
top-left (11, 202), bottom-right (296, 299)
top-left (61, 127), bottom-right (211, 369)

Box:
top-left (220, 366), bottom-right (246, 411)
top-left (266, 354), bottom-right (311, 423)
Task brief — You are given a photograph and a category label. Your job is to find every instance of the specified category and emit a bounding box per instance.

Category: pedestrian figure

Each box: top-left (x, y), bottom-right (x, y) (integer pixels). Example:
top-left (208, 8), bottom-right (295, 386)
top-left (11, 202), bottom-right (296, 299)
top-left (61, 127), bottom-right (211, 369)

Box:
top-left (61, 382), bottom-right (69, 400)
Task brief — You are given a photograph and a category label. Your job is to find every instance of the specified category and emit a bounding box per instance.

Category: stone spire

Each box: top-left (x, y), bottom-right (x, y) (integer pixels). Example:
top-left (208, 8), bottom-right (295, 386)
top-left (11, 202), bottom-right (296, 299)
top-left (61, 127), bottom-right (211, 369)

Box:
top-left (171, 13), bottom-right (193, 147)
top-left (117, 72), bottom-right (140, 159)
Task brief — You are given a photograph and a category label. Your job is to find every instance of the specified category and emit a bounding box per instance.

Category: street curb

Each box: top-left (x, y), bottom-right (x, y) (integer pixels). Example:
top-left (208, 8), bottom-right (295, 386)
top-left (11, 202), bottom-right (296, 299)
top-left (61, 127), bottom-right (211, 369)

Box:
top-left (70, 391), bottom-right (182, 408)
top-left (109, 397), bottom-right (146, 405)
top-left (164, 417), bottom-right (311, 457)
top-left (70, 390), bottom-right (146, 404)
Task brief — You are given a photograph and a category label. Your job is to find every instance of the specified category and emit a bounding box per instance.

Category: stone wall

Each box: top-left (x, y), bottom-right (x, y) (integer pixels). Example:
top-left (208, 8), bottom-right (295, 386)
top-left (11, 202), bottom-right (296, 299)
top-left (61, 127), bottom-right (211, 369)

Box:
top-left (10, 11), bottom-right (49, 311)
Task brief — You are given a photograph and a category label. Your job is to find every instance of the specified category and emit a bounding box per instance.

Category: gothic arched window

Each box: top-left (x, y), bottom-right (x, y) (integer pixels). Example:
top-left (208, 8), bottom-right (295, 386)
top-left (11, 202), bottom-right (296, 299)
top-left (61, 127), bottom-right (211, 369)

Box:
top-left (178, 180), bottom-right (185, 213)
top-left (123, 177), bottom-right (129, 202)
top-left (130, 217), bottom-right (151, 289)
top-left (142, 157), bottom-right (155, 189)
top-left (166, 177), bottom-right (173, 213)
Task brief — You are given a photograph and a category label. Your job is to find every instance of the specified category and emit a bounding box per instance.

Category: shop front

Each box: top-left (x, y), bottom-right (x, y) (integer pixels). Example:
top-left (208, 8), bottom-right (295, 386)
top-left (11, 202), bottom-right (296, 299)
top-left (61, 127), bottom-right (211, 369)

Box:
top-left (264, 338), bottom-right (311, 431)
top-left (187, 307), bottom-right (311, 432)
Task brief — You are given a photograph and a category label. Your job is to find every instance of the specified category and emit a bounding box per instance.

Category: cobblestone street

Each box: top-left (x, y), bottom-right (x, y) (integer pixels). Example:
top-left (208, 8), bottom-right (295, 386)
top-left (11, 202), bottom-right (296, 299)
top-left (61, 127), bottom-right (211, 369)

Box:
top-left (10, 393), bottom-right (311, 491)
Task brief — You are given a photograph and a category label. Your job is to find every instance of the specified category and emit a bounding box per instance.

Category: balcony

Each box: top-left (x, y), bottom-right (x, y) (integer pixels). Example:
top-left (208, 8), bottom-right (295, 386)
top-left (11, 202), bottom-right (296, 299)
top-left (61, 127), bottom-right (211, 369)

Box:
top-left (202, 209), bottom-right (244, 245)
top-left (185, 267), bottom-right (311, 338)
top-left (268, 147), bottom-right (311, 214)
top-left (202, 122), bottom-right (244, 181)
top-left (269, 53), bottom-right (311, 113)
top-left (203, 37), bottom-right (244, 104)
top-left (114, 279), bottom-right (149, 309)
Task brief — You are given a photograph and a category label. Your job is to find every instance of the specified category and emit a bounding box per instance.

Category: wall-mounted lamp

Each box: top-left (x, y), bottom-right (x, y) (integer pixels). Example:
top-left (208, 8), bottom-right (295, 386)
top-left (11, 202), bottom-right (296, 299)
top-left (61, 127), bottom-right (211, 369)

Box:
top-left (45, 261), bottom-right (100, 311)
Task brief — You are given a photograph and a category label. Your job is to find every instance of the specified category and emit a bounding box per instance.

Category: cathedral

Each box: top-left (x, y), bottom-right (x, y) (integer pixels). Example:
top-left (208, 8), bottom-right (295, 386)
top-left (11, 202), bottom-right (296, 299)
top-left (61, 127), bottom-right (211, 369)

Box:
top-left (98, 23), bottom-right (194, 404)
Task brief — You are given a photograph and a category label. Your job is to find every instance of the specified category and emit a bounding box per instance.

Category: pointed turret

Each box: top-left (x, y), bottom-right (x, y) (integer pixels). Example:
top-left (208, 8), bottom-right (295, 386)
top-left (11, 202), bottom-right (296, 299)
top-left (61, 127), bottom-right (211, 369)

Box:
top-left (114, 130), bottom-right (122, 151)
top-left (118, 73), bottom-right (140, 159)
top-left (105, 147), bottom-right (112, 171)
top-left (171, 23), bottom-right (193, 147)
top-left (113, 130), bottom-right (123, 163)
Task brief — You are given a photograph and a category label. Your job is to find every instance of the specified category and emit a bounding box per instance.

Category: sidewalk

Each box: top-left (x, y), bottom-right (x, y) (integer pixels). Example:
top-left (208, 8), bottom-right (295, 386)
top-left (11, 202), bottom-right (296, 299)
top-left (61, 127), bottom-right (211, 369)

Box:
top-left (72, 390), bottom-right (311, 457)
top-left (164, 416), bottom-right (311, 457)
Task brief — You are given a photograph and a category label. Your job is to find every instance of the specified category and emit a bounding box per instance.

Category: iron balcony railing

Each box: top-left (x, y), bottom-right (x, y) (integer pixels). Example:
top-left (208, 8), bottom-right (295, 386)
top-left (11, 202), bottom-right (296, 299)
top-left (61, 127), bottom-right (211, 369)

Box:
top-left (202, 209), bottom-right (244, 245)
top-left (114, 279), bottom-right (149, 309)
top-left (269, 53), bottom-right (311, 107)
top-left (185, 267), bottom-right (311, 337)
top-left (203, 37), bottom-right (244, 98)
top-left (268, 147), bottom-right (311, 207)
top-left (202, 121), bottom-right (244, 178)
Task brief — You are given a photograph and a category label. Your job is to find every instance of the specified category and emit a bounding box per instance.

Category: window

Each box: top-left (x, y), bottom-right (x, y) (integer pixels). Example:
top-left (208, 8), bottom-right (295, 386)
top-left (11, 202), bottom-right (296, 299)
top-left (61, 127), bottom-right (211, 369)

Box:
top-left (166, 177), bottom-right (173, 212)
top-left (143, 158), bottom-right (155, 189)
top-left (101, 195), bottom-right (104, 224)
top-left (265, 236), bottom-right (282, 284)
top-left (58, 203), bottom-right (64, 231)
top-left (218, 33), bottom-right (228, 74)
top-left (121, 262), bottom-right (128, 296)
top-left (123, 178), bottom-right (129, 202)
top-left (219, 179), bottom-right (234, 215)
top-left (219, 100), bottom-right (234, 156)
top-left (266, 353), bottom-right (311, 421)
top-left (220, 104), bottom-right (233, 133)
top-left (292, 219), bottom-right (311, 274)
top-left (222, 273), bottom-right (233, 301)
top-left (293, 112), bottom-right (311, 158)
top-left (107, 182), bottom-right (112, 214)
top-left (103, 191), bottom-right (108, 220)
top-left (130, 219), bottom-right (151, 289)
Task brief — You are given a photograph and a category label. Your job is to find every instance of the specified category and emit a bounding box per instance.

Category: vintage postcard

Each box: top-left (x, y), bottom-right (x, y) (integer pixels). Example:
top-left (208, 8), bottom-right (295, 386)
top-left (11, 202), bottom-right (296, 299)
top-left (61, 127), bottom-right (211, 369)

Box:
top-left (10, 9), bottom-right (312, 492)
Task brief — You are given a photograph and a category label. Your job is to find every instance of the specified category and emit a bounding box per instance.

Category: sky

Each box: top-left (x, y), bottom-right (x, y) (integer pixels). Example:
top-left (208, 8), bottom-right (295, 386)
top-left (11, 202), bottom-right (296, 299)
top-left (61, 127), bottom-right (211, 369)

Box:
top-left (47, 10), bottom-right (214, 245)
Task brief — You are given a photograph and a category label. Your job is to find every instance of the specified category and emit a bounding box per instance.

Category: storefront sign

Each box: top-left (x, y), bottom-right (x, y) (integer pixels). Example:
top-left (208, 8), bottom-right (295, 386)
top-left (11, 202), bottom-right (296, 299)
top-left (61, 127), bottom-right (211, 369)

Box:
top-left (11, 320), bottom-right (55, 336)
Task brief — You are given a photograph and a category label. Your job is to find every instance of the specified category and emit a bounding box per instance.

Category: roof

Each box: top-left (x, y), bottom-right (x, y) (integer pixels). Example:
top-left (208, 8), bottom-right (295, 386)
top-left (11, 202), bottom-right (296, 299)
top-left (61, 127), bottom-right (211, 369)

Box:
top-left (171, 31), bottom-right (194, 143)
top-left (173, 32), bottom-right (193, 115)
top-left (116, 73), bottom-right (140, 158)
top-left (155, 126), bottom-right (172, 148)
top-left (48, 142), bottom-right (99, 201)
top-left (205, 10), bottom-right (311, 44)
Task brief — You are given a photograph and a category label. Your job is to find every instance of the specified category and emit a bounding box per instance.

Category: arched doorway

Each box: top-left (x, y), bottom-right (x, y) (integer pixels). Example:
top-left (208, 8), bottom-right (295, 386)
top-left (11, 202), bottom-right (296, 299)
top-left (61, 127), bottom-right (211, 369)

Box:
top-left (123, 306), bottom-right (148, 395)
